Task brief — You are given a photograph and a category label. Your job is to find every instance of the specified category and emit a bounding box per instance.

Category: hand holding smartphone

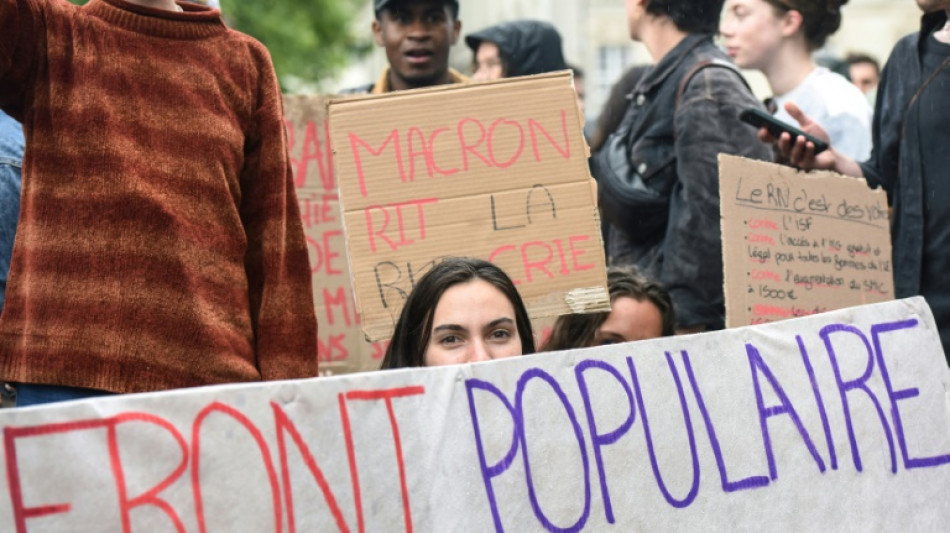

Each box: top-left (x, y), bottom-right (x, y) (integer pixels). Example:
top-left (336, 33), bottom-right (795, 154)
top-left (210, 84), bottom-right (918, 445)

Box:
top-left (739, 107), bottom-right (829, 155)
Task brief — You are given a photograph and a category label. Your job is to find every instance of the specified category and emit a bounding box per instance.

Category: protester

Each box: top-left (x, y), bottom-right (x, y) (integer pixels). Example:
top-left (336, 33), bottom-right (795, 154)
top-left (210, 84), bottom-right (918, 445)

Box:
top-left (570, 64), bottom-right (587, 118)
top-left (845, 52), bottom-right (881, 103)
top-left (342, 0), bottom-right (465, 94)
top-left (720, 0), bottom-right (872, 161)
top-left (0, 0), bottom-right (318, 406)
top-left (593, 0), bottom-right (772, 334)
top-left (466, 20), bottom-right (568, 81)
top-left (380, 258), bottom-right (534, 369)
top-left (543, 266), bottom-right (673, 352)
top-left (769, 2), bottom-right (950, 361)
top-left (588, 65), bottom-right (651, 153)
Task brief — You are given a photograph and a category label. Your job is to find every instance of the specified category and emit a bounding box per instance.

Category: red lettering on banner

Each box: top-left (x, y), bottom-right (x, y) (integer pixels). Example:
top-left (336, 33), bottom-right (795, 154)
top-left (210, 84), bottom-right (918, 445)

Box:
top-left (323, 286), bottom-right (354, 327)
top-left (490, 234), bottom-right (596, 285)
top-left (569, 235), bottom-right (595, 272)
top-left (487, 119), bottom-right (526, 168)
top-left (528, 110), bottom-right (571, 162)
top-left (364, 198), bottom-right (439, 253)
top-left (428, 128), bottom-right (459, 176)
top-left (337, 394), bottom-right (365, 533)
top-left (458, 118), bottom-right (492, 171)
top-left (318, 334), bottom-right (349, 362)
top-left (299, 194), bottom-right (338, 229)
top-left (192, 403), bottom-right (283, 533)
top-left (289, 121), bottom-right (335, 191)
top-left (308, 230), bottom-right (344, 276)
top-left (344, 387), bottom-right (426, 533)
top-left (350, 130), bottom-right (405, 197)
top-left (406, 127), bottom-right (434, 182)
top-left (109, 413), bottom-right (189, 533)
top-left (272, 403), bottom-right (351, 533)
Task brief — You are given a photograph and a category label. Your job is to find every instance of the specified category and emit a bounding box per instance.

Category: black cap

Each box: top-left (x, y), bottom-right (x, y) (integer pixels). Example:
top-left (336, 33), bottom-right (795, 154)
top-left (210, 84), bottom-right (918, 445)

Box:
top-left (375, 0), bottom-right (458, 12)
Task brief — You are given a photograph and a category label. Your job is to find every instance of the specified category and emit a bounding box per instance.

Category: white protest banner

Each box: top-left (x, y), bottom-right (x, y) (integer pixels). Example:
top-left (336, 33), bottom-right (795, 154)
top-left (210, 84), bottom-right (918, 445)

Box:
top-left (720, 155), bottom-right (894, 328)
top-left (1, 298), bottom-right (948, 531)
top-left (328, 72), bottom-right (610, 341)
top-left (283, 95), bottom-right (388, 374)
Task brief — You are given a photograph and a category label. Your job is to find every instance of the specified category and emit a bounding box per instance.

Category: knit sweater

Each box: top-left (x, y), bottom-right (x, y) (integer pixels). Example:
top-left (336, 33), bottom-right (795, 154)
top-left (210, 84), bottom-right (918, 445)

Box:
top-left (0, 0), bottom-right (319, 393)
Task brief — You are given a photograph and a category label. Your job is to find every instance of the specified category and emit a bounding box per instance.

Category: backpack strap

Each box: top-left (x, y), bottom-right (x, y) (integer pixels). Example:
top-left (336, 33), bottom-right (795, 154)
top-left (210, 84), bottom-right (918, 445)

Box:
top-left (675, 58), bottom-right (750, 110)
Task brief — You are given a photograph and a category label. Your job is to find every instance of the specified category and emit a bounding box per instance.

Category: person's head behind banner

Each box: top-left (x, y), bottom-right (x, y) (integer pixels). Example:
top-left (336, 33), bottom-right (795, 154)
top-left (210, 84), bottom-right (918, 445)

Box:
top-left (542, 266), bottom-right (674, 352)
top-left (626, 0), bottom-right (726, 39)
top-left (465, 20), bottom-right (568, 81)
top-left (372, 0), bottom-right (461, 90)
top-left (381, 257), bottom-right (535, 369)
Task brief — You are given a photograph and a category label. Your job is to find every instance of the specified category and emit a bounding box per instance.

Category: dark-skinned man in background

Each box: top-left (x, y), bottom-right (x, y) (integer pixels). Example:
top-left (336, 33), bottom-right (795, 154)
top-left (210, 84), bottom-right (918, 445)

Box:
top-left (342, 0), bottom-right (466, 94)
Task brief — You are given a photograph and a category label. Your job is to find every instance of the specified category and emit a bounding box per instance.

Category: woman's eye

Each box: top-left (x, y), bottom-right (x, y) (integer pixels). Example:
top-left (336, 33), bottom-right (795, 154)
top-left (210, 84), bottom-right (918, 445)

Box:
top-left (597, 339), bottom-right (618, 346)
top-left (439, 335), bottom-right (461, 346)
top-left (489, 329), bottom-right (512, 340)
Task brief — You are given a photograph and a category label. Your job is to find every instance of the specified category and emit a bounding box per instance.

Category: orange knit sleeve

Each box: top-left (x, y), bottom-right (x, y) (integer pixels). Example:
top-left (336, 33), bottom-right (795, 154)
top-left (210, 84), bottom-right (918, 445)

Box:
top-left (239, 42), bottom-right (319, 381)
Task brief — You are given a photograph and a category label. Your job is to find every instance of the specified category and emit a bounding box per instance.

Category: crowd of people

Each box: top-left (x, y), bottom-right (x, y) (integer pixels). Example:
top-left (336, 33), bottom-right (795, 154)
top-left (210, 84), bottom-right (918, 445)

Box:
top-left (0, 0), bottom-right (946, 407)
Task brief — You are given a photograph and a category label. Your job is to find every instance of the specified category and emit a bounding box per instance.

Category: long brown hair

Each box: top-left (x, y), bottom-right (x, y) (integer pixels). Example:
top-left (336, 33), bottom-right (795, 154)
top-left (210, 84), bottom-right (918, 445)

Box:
top-left (380, 258), bottom-right (535, 369)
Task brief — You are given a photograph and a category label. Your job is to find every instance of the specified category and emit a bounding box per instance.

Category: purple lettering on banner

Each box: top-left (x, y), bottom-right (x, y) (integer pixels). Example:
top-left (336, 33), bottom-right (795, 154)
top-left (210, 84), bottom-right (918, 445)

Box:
top-left (681, 351), bottom-right (770, 492)
top-left (515, 368), bottom-right (591, 533)
top-left (821, 324), bottom-right (897, 473)
top-left (798, 335), bottom-right (838, 470)
top-left (627, 354), bottom-right (700, 509)
top-left (871, 319), bottom-right (950, 470)
top-left (465, 379), bottom-right (520, 533)
top-left (746, 343), bottom-right (827, 480)
top-left (574, 359), bottom-right (636, 524)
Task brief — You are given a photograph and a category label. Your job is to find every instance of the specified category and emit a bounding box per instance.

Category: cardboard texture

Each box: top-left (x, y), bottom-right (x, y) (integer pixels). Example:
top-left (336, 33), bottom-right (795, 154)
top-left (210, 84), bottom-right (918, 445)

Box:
top-left (328, 72), bottom-right (609, 341)
top-left (283, 95), bottom-right (388, 374)
top-left (0, 298), bottom-right (948, 531)
top-left (720, 155), bottom-right (893, 328)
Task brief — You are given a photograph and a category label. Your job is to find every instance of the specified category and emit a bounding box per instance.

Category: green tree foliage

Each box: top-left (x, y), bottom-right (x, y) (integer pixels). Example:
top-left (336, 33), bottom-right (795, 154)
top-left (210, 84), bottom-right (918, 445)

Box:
top-left (68, 0), bottom-right (367, 89)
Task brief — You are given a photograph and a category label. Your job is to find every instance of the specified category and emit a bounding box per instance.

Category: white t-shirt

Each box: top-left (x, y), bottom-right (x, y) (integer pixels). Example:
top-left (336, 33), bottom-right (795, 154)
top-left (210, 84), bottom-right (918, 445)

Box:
top-left (774, 67), bottom-right (873, 161)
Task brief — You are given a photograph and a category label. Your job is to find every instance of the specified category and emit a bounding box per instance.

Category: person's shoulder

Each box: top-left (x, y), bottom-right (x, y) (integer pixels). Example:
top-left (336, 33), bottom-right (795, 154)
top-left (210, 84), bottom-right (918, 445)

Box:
top-left (811, 68), bottom-right (872, 121)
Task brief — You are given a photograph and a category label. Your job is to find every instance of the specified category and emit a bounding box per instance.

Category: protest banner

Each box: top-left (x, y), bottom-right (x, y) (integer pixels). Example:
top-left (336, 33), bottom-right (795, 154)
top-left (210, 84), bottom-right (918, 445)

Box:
top-left (283, 95), bottom-right (388, 374)
top-left (328, 72), bottom-right (610, 341)
top-left (720, 155), bottom-right (893, 328)
top-left (0, 298), bottom-right (948, 531)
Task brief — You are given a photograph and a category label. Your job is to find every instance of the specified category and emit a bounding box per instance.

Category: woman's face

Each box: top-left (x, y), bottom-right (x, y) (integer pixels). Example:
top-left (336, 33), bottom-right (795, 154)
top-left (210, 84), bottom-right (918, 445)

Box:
top-left (424, 279), bottom-right (523, 365)
top-left (473, 41), bottom-right (505, 81)
top-left (591, 296), bottom-right (664, 346)
top-left (720, 0), bottom-right (787, 71)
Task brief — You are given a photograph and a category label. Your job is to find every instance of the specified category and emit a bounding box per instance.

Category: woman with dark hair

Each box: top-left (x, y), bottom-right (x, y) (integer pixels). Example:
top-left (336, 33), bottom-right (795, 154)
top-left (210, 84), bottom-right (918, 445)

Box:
top-left (720, 0), bottom-right (872, 160)
top-left (542, 266), bottom-right (674, 352)
top-left (380, 257), bottom-right (535, 369)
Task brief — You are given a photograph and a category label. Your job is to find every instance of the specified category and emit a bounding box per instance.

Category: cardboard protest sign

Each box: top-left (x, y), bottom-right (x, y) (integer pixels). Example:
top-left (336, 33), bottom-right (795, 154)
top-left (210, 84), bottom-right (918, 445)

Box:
top-left (328, 72), bottom-right (610, 341)
top-left (720, 155), bottom-right (893, 328)
top-left (283, 95), bottom-right (388, 374)
top-left (1, 298), bottom-right (948, 531)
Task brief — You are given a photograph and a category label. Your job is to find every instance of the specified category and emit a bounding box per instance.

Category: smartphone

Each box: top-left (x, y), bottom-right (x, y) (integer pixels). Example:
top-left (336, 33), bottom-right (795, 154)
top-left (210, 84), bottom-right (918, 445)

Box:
top-left (739, 107), bottom-right (829, 155)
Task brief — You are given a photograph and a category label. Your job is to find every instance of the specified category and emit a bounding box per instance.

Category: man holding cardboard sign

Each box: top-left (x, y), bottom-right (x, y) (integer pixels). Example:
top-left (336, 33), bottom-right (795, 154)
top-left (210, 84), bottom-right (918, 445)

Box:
top-left (342, 0), bottom-right (467, 95)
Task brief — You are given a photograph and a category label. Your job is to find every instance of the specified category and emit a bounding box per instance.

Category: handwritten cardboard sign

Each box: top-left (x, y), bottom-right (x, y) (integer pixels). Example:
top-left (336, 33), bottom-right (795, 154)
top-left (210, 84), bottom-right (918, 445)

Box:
top-left (0, 298), bottom-right (947, 531)
top-left (283, 95), bottom-right (388, 374)
top-left (720, 155), bottom-right (894, 328)
top-left (328, 72), bottom-right (610, 341)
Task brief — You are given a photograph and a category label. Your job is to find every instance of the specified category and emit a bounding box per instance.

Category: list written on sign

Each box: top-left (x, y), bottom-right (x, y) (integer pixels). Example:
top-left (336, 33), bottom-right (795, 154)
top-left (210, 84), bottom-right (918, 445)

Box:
top-left (329, 72), bottom-right (609, 341)
top-left (283, 95), bottom-right (389, 373)
top-left (720, 155), bottom-right (893, 328)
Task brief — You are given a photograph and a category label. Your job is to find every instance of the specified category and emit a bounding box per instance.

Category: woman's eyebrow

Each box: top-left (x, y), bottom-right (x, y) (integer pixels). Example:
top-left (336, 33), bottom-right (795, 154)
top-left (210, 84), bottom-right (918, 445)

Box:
top-left (487, 317), bottom-right (515, 329)
top-left (433, 324), bottom-right (466, 334)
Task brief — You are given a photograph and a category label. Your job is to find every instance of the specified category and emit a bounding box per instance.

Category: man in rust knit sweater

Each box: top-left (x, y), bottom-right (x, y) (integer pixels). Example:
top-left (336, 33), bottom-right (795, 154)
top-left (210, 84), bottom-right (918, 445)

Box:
top-left (0, 0), bottom-right (319, 405)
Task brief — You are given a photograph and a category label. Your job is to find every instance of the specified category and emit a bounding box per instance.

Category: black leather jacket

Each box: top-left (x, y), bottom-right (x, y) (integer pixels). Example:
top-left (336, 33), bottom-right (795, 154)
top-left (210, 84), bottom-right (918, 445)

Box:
top-left (602, 34), bottom-right (772, 330)
top-left (859, 11), bottom-right (950, 351)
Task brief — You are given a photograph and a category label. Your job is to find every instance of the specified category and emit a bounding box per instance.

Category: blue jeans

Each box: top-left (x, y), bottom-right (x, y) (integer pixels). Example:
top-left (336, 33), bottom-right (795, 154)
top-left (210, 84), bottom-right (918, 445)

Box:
top-left (15, 384), bottom-right (111, 407)
top-left (0, 110), bottom-right (23, 314)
